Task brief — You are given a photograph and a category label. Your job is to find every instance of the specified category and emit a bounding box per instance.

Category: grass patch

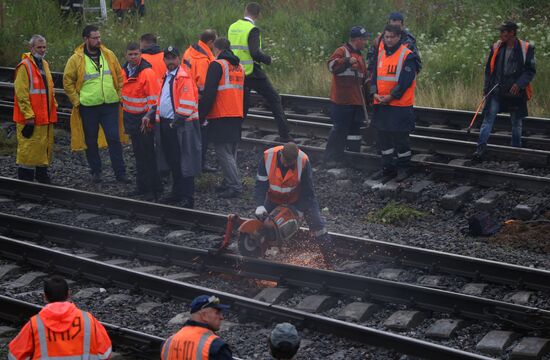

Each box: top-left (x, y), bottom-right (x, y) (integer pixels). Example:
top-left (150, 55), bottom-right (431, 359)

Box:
top-left (195, 172), bottom-right (220, 192)
top-left (2, 0), bottom-right (549, 116)
top-left (0, 131), bottom-right (17, 156)
top-left (367, 201), bottom-right (426, 225)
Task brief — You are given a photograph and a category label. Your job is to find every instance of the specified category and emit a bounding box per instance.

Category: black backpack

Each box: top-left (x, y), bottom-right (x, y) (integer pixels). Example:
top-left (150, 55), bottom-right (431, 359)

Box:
top-left (468, 212), bottom-right (502, 236)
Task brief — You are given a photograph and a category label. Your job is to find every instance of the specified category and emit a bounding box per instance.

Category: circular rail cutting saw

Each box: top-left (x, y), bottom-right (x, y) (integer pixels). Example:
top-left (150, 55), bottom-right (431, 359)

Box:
top-left (220, 205), bottom-right (302, 257)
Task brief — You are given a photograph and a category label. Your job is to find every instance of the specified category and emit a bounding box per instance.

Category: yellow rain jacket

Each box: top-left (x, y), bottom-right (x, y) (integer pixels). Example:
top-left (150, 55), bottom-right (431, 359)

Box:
top-left (13, 53), bottom-right (57, 166)
top-left (63, 44), bottom-right (128, 151)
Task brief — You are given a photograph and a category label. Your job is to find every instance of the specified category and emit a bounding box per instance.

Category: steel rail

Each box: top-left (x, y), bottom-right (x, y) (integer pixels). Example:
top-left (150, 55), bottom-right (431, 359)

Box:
top-left (0, 236), bottom-right (494, 360)
top-left (1, 176), bottom-right (549, 293)
top-left (0, 295), bottom-right (164, 359)
top-left (1, 64), bottom-right (550, 135)
top-left (2, 212), bottom-right (549, 333)
top-left (2, 81), bottom-right (550, 164)
top-left (2, 99), bottom-right (550, 188)
top-left (245, 113), bottom-right (550, 165)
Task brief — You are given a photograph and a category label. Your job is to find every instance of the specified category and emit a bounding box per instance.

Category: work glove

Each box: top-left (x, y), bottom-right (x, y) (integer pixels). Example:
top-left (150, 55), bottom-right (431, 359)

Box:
top-left (21, 124), bottom-right (34, 139)
top-left (255, 205), bottom-right (268, 219)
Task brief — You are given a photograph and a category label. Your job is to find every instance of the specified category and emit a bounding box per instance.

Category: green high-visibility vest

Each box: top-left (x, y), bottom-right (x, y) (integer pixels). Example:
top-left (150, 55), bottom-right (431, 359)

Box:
top-left (228, 19), bottom-right (261, 76)
top-left (80, 52), bottom-right (119, 106)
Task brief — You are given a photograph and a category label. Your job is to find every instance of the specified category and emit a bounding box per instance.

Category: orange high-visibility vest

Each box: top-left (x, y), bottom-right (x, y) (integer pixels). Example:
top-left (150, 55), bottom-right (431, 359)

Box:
top-left (489, 39), bottom-right (533, 100)
top-left (182, 41), bottom-right (215, 92)
top-left (206, 59), bottom-right (245, 120)
top-left (161, 326), bottom-right (218, 360)
top-left (122, 64), bottom-right (159, 115)
top-left (9, 310), bottom-right (112, 360)
top-left (13, 56), bottom-right (57, 125)
top-left (264, 146), bottom-right (309, 205)
top-left (142, 52), bottom-right (167, 80)
top-left (155, 66), bottom-right (199, 123)
top-left (374, 42), bottom-right (415, 107)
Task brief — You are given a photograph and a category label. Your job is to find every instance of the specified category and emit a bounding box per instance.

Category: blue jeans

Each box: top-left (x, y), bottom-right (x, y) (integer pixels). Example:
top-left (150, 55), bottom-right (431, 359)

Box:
top-left (80, 103), bottom-right (126, 176)
top-left (477, 97), bottom-right (523, 148)
top-left (324, 104), bottom-right (363, 163)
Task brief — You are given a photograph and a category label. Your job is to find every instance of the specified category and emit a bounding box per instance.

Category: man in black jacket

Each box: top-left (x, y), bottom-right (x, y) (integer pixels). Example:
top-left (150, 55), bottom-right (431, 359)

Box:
top-left (228, 2), bottom-right (292, 142)
top-left (199, 38), bottom-right (245, 199)
top-left (121, 42), bottom-right (161, 200)
top-left (474, 21), bottom-right (536, 158)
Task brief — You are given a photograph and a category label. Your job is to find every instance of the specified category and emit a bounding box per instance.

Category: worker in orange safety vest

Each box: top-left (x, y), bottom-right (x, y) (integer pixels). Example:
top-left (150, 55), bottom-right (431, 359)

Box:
top-left (140, 33), bottom-right (167, 81)
top-left (143, 46), bottom-right (202, 208)
top-left (161, 294), bottom-right (233, 359)
top-left (254, 143), bottom-right (335, 265)
top-left (13, 34), bottom-right (58, 184)
top-left (8, 276), bottom-right (112, 360)
top-left (370, 24), bottom-right (418, 182)
top-left (183, 29), bottom-right (218, 173)
top-left (122, 41), bottom-right (162, 201)
top-left (198, 37), bottom-right (245, 199)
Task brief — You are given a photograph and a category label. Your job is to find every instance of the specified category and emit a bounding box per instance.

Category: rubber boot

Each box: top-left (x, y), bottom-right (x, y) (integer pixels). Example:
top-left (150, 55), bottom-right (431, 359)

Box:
top-left (35, 166), bottom-right (51, 184)
top-left (17, 167), bottom-right (35, 181)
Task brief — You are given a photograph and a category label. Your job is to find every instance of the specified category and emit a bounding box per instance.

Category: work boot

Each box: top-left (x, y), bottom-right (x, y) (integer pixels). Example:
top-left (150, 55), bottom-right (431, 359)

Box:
top-left (116, 174), bottom-right (131, 184)
top-left (91, 173), bottom-right (102, 183)
top-left (395, 168), bottom-right (411, 182)
top-left (17, 167), bottom-right (35, 182)
top-left (472, 144), bottom-right (486, 161)
top-left (35, 167), bottom-right (51, 184)
top-left (218, 189), bottom-right (242, 199)
top-left (202, 164), bottom-right (217, 173)
top-left (370, 168), bottom-right (396, 181)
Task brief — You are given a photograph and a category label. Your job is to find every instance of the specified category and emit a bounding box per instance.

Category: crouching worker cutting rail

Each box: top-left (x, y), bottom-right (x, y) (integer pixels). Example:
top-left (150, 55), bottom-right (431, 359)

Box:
top-left (251, 142), bottom-right (335, 264)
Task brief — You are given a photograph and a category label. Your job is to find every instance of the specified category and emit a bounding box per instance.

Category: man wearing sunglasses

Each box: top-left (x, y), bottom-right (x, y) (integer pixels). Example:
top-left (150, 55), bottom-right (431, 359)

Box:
top-left (161, 295), bottom-right (233, 359)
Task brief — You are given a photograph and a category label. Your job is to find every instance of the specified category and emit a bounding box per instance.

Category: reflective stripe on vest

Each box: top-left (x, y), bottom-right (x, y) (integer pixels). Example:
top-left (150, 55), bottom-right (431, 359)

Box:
top-left (264, 146), bottom-right (308, 204)
top-left (374, 43), bottom-right (415, 107)
top-left (155, 67), bottom-right (199, 123)
top-left (228, 19), bottom-right (260, 75)
top-left (489, 39), bottom-right (533, 100)
top-left (161, 335), bottom-right (173, 360)
top-left (207, 59), bottom-right (245, 119)
top-left (80, 53), bottom-right (119, 106)
top-left (330, 46), bottom-right (365, 78)
top-left (35, 310), bottom-right (91, 359)
top-left (13, 56), bottom-right (58, 125)
top-left (21, 59), bottom-right (47, 95)
top-left (196, 332), bottom-right (213, 360)
top-left (161, 327), bottom-right (217, 360)
top-left (377, 45), bottom-right (409, 82)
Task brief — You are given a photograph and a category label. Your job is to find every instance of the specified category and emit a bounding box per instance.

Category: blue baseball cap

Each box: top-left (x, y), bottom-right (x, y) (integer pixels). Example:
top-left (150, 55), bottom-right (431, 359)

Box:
top-left (190, 295), bottom-right (230, 314)
top-left (349, 26), bottom-right (368, 39)
top-left (388, 11), bottom-right (404, 22)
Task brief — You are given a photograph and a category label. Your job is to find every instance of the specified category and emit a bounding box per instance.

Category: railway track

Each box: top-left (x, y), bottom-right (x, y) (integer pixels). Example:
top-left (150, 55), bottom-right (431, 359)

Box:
top-left (2, 66), bottom-right (549, 141)
top-left (0, 178), bottom-right (549, 359)
top-left (1, 98), bottom-right (550, 193)
top-left (2, 78), bottom-right (550, 166)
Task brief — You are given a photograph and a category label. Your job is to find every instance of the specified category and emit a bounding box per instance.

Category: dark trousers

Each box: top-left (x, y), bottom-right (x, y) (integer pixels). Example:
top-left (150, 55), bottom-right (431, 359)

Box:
top-left (378, 131), bottom-right (411, 171)
top-left (80, 103), bottom-right (125, 176)
top-left (200, 124), bottom-right (209, 165)
top-left (244, 76), bottom-right (290, 139)
top-left (324, 104), bottom-right (363, 163)
top-left (159, 119), bottom-right (194, 202)
top-left (130, 131), bottom-right (161, 194)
